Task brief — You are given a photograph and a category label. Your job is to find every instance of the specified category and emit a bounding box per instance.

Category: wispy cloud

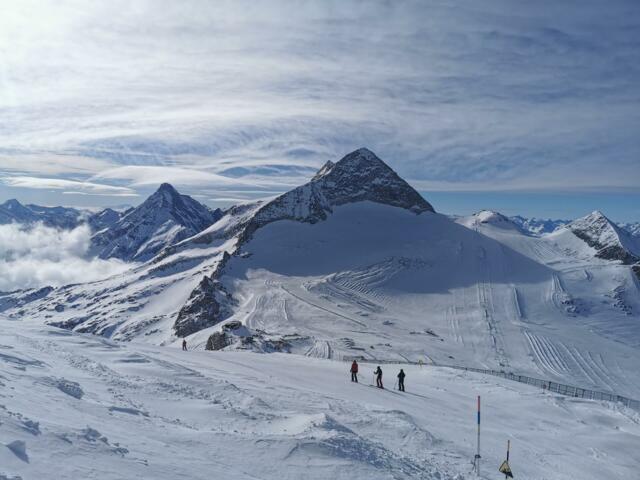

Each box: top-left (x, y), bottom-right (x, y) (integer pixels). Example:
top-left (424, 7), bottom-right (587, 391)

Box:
top-left (0, 0), bottom-right (638, 209)
top-left (0, 176), bottom-right (139, 197)
top-left (92, 166), bottom-right (264, 188)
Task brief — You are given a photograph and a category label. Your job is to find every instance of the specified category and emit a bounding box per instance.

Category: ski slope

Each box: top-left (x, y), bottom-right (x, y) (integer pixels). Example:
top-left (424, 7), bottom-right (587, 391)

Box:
top-left (1, 320), bottom-right (639, 480)
top-left (174, 203), bottom-right (640, 401)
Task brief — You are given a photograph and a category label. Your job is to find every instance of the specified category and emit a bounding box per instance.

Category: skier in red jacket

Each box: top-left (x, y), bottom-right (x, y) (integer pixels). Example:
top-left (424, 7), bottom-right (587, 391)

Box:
top-left (350, 360), bottom-right (359, 382)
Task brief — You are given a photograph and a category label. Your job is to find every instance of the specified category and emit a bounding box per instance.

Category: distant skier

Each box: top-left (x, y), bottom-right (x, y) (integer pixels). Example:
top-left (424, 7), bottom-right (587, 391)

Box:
top-left (374, 366), bottom-right (383, 388)
top-left (397, 369), bottom-right (406, 392)
top-left (182, 339), bottom-right (187, 351)
top-left (350, 360), bottom-right (359, 382)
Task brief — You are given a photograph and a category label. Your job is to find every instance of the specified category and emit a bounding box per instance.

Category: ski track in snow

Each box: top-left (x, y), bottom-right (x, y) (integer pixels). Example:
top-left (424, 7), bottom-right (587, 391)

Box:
top-left (278, 283), bottom-right (368, 329)
top-left (523, 330), bottom-right (570, 378)
top-left (552, 342), bottom-right (617, 393)
top-left (305, 340), bottom-right (333, 359)
top-left (511, 285), bottom-right (524, 321)
top-left (446, 304), bottom-right (463, 346)
top-left (475, 243), bottom-right (509, 368)
top-left (329, 262), bottom-right (397, 309)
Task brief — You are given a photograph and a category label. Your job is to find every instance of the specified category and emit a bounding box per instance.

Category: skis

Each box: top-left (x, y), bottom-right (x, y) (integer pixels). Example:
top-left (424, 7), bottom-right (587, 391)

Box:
top-left (365, 384), bottom-right (401, 395)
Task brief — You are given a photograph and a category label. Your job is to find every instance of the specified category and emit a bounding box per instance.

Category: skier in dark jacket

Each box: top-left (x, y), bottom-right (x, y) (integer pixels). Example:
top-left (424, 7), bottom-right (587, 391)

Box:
top-left (375, 366), bottom-right (383, 388)
top-left (350, 360), bottom-right (359, 382)
top-left (182, 339), bottom-right (187, 351)
top-left (397, 369), bottom-right (406, 392)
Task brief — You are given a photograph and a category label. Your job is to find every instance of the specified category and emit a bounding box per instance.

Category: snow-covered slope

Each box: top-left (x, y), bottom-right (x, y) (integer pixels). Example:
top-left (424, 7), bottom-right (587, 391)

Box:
top-left (89, 183), bottom-right (223, 261)
top-left (1, 320), bottom-right (639, 480)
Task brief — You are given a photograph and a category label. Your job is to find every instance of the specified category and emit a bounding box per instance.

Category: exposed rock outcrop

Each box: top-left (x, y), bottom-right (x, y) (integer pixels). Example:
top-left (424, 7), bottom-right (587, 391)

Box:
top-left (205, 331), bottom-right (229, 351)
top-left (173, 275), bottom-right (234, 338)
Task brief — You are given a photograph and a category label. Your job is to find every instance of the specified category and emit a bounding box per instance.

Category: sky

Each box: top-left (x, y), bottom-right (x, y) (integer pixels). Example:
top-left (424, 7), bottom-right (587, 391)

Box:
top-left (0, 0), bottom-right (639, 222)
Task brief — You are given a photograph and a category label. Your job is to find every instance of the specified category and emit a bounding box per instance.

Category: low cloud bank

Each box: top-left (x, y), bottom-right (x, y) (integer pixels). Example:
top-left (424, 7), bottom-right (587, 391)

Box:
top-left (0, 223), bottom-right (131, 292)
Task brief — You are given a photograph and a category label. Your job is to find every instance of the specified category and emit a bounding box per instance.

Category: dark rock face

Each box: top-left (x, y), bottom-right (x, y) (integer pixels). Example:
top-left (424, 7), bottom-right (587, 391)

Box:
top-left (173, 275), bottom-right (233, 337)
top-left (205, 331), bottom-right (228, 351)
top-left (574, 231), bottom-right (638, 264)
top-left (88, 208), bottom-right (122, 231)
top-left (312, 148), bottom-right (434, 213)
top-left (0, 286), bottom-right (53, 313)
top-left (222, 320), bottom-right (242, 331)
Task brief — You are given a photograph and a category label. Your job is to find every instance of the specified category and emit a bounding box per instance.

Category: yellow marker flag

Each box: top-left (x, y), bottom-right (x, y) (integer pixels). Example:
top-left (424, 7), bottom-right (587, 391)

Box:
top-left (499, 460), bottom-right (513, 478)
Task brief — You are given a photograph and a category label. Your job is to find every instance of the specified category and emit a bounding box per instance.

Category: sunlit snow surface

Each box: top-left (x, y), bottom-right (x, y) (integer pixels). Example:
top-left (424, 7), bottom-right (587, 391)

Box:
top-left (1, 320), bottom-right (639, 480)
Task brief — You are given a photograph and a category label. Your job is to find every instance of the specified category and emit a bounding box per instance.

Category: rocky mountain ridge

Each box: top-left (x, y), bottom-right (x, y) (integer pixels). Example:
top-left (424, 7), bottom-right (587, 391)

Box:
top-left (565, 211), bottom-right (640, 265)
top-left (89, 183), bottom-right (223, 262)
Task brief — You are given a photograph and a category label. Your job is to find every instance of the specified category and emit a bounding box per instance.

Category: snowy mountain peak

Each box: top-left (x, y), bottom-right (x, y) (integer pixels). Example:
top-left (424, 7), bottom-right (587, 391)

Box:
top-left (457, 210), bottom-right (521, 232)
top-left (310, 148), bottom-right (434, 213)
top-left (324, 148), bottom-right (402, 184)
top-left (567, 211), bottom-right (640, 264)
top-left (1, 199), bottom-right (31, 215)
top-left (2, 198), bottom-right (23, 210)
top-left (238, 148), bottom-right (434, 240)
top-left (89, 184), bottom-right (222, 261)
top-left (156, 182), bottom-right (180, 196)
top-left (147, 183), bottom-right (184, 206)
top-left (570, 211), bottom-right (618, 237)
top-left (474, 210), bottom-right (512, 224)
